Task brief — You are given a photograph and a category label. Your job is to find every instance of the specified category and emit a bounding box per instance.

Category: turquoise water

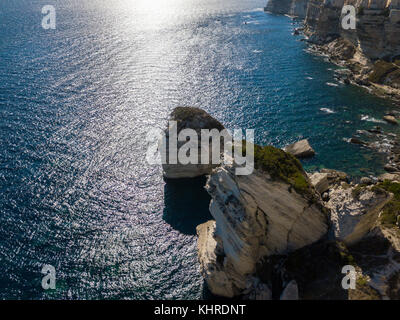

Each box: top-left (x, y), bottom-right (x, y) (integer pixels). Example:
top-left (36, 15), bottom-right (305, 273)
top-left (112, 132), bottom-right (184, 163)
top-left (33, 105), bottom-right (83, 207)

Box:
top-left (0, 0), bottom-right (398, 299)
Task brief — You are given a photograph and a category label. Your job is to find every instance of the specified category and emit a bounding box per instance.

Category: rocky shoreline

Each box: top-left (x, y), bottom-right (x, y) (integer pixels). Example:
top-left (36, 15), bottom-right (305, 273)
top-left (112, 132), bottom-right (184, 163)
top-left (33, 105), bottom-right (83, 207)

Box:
top-left (266, 0), bottom-right (400, 102)
top-left (265, 0), bottom-right (400, 182)
top-left (162, 107), bottom-right (400, 300)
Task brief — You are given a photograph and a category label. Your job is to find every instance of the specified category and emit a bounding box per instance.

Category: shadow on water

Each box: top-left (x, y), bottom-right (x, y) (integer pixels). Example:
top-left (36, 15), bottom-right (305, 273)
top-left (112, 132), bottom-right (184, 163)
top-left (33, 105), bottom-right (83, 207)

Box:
top-left (163, 176), bottom-right (213, 235)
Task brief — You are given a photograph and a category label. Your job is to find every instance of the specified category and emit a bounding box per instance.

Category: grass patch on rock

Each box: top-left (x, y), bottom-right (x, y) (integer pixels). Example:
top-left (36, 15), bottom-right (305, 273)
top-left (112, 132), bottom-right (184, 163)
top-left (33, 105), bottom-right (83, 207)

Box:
top-left (170, 106), bottom-right (225, 130)
top-left (252, 145), bottom-right (311, 196)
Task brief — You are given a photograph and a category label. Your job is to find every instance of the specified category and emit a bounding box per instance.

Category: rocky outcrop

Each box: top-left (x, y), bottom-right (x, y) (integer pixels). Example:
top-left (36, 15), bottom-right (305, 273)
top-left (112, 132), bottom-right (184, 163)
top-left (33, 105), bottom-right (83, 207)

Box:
top-left (383, 115), bottom-right (399, 125)
top-left (196, 152), bottom-right (400, 299)
top-left (309, 172), bottom-right (330, 194)
top-left (184, 102), bottom-right (400, 299)
top-left (197, 145), bottom-right (328, 297)
top-left (378, 172), bottom-right (400, 182)
top-left (161, 107), bottom-right (226, 179)
top-left (284, 139), bottom-right (315, 158)
top-left (326, 183), bottom-right (392, 245)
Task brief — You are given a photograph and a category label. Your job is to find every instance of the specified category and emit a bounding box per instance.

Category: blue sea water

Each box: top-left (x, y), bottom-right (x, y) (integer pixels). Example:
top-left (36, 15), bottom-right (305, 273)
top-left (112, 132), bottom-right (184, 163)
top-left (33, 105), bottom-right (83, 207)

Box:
top-left (0, 0), bottom-right (399, 299)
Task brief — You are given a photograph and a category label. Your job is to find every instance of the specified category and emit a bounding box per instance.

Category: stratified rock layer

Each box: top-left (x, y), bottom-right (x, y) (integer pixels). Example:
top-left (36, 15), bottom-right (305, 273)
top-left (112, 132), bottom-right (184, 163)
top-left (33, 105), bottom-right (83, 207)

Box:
top-left (197, 147), bottom-right (328, 297)
top-left (326, 184), bottom-right (391, 244)
top-left (266, 0), bottom-right (310, 18)
top-left (265, 0), bottom-right (293, 15)
top-left (266, 0), bottom-right (400, 99)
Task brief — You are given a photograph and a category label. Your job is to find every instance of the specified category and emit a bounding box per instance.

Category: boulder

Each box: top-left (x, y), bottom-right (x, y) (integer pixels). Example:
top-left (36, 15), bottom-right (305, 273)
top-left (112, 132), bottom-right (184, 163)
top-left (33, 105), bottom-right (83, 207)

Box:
top-left (386, 110), bottom-right (400, 117)
top-left (320, 168), bottom-right (348, 183)
top-left (360, 177), bottom-right (373, 185)
top-left (280, 280), bottom-right (299, 300)
top-left (378, 172), bottom-right (400, 182)
top-left (383, 115), bottom-right (398, 125)
top-left (309, 172), bottom-right (330, 194)
top-left (283, 139), bottom-right (315, 158)
top-left (384, 164), bottom-right (399, 173)
top-left (161, 107), bottom-right (226, 179)
top-left (368, 126), bottom-right (383, 134)
top-left (350, 137), bottom-right (367, 145)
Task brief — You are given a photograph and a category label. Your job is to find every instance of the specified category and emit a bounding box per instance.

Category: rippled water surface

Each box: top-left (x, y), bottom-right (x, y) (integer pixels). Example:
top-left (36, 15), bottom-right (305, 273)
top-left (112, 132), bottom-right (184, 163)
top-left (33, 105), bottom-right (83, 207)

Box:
top-left (0, 0), bottom-right (398, 299)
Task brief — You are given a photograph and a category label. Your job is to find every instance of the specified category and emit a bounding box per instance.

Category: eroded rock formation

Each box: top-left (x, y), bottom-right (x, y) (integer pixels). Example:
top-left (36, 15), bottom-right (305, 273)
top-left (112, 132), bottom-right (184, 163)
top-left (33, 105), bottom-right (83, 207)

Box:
top-left (161, 107), bottom-right (226, 179)
top-left (179, 105), bottom-right (400, 299)
top-left (197, 146), bottom-right (329, 298)
top-left (326, 183), bottom-right (392, 244)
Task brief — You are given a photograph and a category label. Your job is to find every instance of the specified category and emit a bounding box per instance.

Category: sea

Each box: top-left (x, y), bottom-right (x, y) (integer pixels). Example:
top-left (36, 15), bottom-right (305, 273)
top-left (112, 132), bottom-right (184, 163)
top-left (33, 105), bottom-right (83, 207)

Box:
top-left (0, 0), bottom-right (398, 299)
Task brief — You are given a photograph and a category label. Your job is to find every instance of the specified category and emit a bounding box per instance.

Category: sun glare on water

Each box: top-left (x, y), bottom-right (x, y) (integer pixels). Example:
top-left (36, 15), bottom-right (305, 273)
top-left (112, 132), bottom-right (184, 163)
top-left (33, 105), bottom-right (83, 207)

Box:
top-left (127, 0), bottom-right (187, 27)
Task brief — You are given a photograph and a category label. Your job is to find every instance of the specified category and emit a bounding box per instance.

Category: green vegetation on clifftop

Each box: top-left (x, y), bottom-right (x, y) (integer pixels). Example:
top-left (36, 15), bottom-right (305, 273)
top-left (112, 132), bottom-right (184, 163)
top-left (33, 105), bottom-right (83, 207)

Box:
top-left (171, 106), bottom-right (225, 130)
top-left (252, 145), bottom-right (311, 196)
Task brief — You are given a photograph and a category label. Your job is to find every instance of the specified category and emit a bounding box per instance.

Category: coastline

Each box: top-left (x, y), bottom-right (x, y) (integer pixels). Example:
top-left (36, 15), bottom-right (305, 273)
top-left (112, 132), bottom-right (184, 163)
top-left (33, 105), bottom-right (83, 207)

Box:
top-left (180, 5), bottom-right (400, 299)
top-left (305, 38), bottom-right (400, 103)
top-left (264, 0), bottom-right (400, 104)
top-left (298, 25), bottom-right (400, 180)
top-left (263, 3), bottom-right (400, 180)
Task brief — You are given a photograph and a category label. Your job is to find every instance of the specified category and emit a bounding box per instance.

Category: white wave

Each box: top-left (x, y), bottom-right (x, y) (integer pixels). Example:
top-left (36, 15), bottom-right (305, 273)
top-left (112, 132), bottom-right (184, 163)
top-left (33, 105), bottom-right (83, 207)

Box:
top-left (326, 82), bottom-right (339, 87)
top-left (320, 108), bottom-right (336, 114)
top-left (361, 115), bottom-right (386, 124)
top-left (305, 76), bottom-right (313, 80)
top-left (252, 50), bottom-right (263, 53)
top-left (251, 8), bottom-right (264, 12)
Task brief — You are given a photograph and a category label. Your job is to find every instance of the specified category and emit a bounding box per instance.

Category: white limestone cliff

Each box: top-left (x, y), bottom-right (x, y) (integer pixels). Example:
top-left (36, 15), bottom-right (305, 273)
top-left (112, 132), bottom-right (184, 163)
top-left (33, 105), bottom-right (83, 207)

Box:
top-left (326, 184), bottom-right (392, 244)
top-left (197, 153), bottom-right (329, 297)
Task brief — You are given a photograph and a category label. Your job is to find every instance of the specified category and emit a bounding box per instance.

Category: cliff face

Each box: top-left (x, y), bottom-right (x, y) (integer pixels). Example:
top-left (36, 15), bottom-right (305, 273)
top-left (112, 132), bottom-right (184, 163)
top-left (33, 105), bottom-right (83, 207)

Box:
top-left (266, 0), bottom-right (400, 60)
top-left (303, 0), bottom-right (400, 98)
top-left (196, 153), bottom-right (400, 299)
top-left (266, 0), bottom-right (400, 99)
top-left (290, 0), bottom-right (311, 17)
top-left (197, 146), bottom-right (329, 298)
top-left (265, 0), bottom-right (293, 15)
top-left (168, 108), bottom-right (400, 299)
top-left (266, 0), bottom-right (310, 18)
top-left (304, 0), bottom-right (400, 60)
